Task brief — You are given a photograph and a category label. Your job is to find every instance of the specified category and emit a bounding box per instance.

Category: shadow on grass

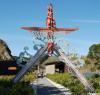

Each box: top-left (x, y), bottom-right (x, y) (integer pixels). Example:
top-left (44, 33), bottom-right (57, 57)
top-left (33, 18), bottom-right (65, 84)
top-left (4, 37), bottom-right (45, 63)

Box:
top-left (0, 78), bottom-right (35, 95)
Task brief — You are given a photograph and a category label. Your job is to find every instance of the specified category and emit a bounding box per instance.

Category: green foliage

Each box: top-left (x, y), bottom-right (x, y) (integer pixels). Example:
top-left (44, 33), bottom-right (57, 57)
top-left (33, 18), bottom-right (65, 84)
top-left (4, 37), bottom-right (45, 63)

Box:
top-left (88, 74), bottom-right (100, 93)
top-left (0, 72), bottom-right (36, 95)
top-left (47, 73), bottom-right (100, 94)
top-left (0, 81), bottom-right (35, 95)
top-left (85, 59), bottom-right (91, 64)
top-left (47, 73), bottom-right (88, 94)
top-left (88, 44), bottom-right (100, 60)
top-left (21, 72), bottom-right (36, 83)
top-left (70, 53), bottom-right (78, 61)
top-left (82, 44), bottom-right (100, 72)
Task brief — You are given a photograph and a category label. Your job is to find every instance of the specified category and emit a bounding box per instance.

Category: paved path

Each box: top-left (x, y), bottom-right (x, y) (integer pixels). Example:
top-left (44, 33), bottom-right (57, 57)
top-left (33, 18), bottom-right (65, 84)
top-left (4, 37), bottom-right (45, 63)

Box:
top-left (36, 77), bottom-right (70, 95)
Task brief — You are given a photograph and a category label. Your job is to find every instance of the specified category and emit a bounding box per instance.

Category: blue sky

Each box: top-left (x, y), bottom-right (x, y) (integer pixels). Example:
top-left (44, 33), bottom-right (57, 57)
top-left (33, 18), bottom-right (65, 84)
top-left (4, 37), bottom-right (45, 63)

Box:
top-left (0, 0), bottom-right (100, 56)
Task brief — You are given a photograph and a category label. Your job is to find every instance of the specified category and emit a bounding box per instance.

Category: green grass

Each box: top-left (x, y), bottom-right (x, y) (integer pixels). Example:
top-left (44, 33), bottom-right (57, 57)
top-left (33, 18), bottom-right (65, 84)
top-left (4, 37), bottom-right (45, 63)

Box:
top-left (47, 73), bottom-right (100, 95)
top-left (0, 72), bottom-right (36, 95)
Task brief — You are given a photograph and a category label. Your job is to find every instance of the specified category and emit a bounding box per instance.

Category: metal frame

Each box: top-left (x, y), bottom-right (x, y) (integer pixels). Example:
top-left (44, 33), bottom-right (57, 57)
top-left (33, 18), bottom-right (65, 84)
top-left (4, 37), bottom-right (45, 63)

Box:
top-left (12, 44), bottom-right (95, 93)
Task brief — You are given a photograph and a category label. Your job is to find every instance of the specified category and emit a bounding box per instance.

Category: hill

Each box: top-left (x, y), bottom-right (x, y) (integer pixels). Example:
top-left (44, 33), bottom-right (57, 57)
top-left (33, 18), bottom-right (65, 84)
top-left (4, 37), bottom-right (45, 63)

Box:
top-left (0, 39), bottom-right (13, 60)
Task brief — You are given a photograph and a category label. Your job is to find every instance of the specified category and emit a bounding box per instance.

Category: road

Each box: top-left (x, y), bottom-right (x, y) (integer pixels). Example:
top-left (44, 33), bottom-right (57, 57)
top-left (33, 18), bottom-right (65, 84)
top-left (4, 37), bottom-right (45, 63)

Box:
top-left (36, 77), bottom-right (70, 95)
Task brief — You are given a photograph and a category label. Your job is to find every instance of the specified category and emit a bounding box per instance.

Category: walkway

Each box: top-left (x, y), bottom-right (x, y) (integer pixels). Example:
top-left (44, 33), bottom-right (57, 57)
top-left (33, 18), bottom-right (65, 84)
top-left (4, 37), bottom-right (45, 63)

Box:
top-left (35, 77), bottom-right (71, 95)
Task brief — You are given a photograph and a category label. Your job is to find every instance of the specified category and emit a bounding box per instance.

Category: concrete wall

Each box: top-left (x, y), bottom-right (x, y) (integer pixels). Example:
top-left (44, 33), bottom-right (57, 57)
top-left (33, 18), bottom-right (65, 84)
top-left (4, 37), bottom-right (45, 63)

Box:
top-left (45, 65), bottom-right (55, 74)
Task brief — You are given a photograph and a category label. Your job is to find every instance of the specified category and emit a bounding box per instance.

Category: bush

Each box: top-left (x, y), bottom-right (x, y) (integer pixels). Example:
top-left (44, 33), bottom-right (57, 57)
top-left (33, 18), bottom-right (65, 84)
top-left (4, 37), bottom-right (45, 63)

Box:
top-left (47, 73), bottom-right (100, 94)
top-left (88, 75), bottom-right (100, 93)
top-left (0, 72), bottom-right (36, 95)
top-left (21, 72), bottom-right (36, 83)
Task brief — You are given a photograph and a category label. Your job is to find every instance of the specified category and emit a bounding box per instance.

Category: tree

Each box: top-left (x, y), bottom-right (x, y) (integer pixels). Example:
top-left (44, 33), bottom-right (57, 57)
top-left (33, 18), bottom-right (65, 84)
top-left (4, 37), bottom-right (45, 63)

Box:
top-left (88, 44), bottom-right (100, 60)
top-left (87, 44), bottom-right (100, 70)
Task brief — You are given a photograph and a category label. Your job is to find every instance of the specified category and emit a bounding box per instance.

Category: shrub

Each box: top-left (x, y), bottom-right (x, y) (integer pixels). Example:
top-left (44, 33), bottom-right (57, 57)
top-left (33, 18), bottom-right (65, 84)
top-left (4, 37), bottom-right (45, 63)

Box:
top-left (0, 72), bottom-right (36, 95)
top-left (47, 73), bottom-right (100, 94)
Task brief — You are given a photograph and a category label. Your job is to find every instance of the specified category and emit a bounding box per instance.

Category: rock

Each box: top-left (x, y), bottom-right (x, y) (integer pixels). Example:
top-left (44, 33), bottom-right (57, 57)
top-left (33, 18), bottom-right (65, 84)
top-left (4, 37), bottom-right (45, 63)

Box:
top-left (0, 39), bottom-right (13, 60)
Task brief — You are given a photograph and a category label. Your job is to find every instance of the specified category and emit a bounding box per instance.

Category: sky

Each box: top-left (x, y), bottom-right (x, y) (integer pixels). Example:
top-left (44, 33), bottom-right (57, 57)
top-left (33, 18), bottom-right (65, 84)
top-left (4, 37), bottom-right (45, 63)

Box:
top-left (0, 0), bottom-right (100, 56)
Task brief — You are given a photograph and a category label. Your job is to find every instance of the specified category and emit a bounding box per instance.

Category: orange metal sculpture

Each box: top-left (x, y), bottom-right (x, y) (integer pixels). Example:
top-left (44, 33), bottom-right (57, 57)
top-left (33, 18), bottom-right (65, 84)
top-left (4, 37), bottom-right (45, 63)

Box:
top-left (21, 3), bottom-right (79, 56)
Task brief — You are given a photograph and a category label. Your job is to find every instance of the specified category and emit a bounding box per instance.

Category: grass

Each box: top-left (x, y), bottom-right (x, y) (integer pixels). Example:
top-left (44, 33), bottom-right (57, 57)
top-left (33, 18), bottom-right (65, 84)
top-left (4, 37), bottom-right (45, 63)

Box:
top-left (0, 71), bottom-right (36, 95)
top-left (47, 73), bottom-right (100, 95)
